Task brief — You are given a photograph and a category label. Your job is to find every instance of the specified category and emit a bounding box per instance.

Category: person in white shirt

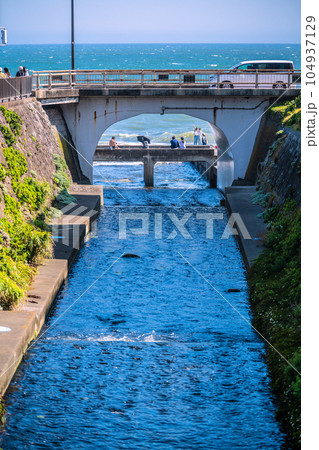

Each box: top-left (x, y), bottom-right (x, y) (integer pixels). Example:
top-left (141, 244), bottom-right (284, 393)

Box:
top-left (179, 137), bottom-right (186, 148)
top-left (194, 127), bottom-right (199, 145)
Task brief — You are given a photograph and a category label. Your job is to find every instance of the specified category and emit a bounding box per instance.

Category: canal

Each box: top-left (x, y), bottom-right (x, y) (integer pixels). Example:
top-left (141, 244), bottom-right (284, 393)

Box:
top-left (1, 162), bottom-right (285, 449)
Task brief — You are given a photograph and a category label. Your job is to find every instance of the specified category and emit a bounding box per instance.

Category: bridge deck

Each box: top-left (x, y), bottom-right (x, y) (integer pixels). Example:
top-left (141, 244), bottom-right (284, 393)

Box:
top-left (93, 145), bottom-right (217, 187)
top-left (94, 145), bottom-right (217, 162)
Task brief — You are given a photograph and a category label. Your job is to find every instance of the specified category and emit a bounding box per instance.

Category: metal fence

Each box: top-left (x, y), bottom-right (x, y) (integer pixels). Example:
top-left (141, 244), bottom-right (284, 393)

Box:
top-left (0, 76), bottom-right (33, 102)
top-left (32, 69), bottom-right (301, 90)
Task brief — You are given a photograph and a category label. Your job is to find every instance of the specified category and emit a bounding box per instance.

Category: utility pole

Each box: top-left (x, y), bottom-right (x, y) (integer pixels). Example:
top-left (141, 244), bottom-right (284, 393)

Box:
top-left (71, 0), bottom-right (75, 70)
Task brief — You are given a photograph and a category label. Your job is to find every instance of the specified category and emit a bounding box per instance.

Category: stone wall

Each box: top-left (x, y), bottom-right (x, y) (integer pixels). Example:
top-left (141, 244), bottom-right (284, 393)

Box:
top-left (257, 128), bottom-right (301, 207)
top-left (0, 98), bottom-right (70, 217)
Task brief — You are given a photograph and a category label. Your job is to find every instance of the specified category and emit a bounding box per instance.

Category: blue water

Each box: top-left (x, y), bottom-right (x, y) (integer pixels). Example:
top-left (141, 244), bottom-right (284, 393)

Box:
top-left (1, 163), bottom-right (285, 448)
top-left (0, 43), bottom-right (301, 72)
top-left (1, 44), bottom-right (296, 447)
top-left (1, 43), bottom-right (301, 145)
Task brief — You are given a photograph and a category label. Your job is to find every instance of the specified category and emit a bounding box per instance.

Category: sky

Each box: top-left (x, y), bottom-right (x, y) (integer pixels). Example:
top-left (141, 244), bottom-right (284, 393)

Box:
top-left (0, 0), bottom-right (301, 44)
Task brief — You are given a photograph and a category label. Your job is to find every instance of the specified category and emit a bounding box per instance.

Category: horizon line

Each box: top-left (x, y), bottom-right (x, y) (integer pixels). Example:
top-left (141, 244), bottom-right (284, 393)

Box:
top-left (4, 42), bottom-right (301, 46)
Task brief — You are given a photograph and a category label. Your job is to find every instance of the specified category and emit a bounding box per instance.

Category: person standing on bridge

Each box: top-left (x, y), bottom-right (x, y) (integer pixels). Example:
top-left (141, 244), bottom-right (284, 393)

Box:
top-left (194, 127), bottom-right (199, 145)
top-left (109, 137), bottom-right (119, 149)
top-left (0, 68), bottom-right (5, 78)
top-left (198, 128), bottom-right (203, 144)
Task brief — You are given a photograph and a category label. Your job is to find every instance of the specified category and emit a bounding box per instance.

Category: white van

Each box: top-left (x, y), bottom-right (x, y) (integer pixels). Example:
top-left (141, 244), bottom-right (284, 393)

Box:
top-left (209, 60), bottom-right (297, 89)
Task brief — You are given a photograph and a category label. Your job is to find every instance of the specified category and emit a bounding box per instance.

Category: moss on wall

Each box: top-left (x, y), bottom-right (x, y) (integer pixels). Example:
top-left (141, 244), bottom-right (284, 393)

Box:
top-left (0, 101), bottom-right (73, 310)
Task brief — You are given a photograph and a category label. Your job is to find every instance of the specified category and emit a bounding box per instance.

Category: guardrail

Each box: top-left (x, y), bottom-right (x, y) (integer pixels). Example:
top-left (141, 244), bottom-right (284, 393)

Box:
top-left (0, 76), bottom-right (33, 102)
top-left (32, 69), bottom-right (301, 90)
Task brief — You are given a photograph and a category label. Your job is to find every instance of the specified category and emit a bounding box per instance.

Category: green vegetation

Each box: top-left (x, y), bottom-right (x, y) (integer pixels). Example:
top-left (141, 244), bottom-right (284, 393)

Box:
top-left (271, 94), bottom-right (301, 131)
top-left (249, 203), bottom-right (300, 446)
top-left (0, 397), bottom-right (5, 430)
top-left (3, 147), bottom-right (27, 180)
top-left (0, 125), bottom-right (17, 146)
top-left (0, 164), bottom-right (6, 182)
top-left (53, 153), bottom-right (71, 190)
top-left (52, 154), bottom-right (75, 207)
top-left (0, 105), bottom-right (72, 310)
top-left (0, 105), bottom-right (22, 135)
top-left (248, 94), bottom-right (301, 447)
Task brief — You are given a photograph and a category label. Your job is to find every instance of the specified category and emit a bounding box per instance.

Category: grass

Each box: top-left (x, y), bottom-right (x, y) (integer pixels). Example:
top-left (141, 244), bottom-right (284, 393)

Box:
top-left (271, 94), bottom-right (301, 131)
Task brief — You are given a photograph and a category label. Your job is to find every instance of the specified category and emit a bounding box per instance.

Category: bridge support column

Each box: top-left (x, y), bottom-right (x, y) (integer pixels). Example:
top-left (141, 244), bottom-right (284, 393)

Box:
top-left (206, 162), bottom-right (217, 188)
top-left (144, 157), bottom-right (155, 187)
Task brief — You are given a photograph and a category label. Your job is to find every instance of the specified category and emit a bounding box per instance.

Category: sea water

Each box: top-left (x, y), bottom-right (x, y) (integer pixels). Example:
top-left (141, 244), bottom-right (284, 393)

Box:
top-left (1, 43), bottom-right (301, 145)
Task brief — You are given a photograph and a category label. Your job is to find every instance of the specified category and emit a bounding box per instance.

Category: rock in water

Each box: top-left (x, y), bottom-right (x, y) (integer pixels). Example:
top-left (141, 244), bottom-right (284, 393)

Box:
top-left (122, 253), bottom-right (140, 258)
top-left (227, 288), bottom-right (241, 293)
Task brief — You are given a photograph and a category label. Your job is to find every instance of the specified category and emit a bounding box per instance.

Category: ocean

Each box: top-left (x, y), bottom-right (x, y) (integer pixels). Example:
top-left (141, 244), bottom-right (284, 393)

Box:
top-left (1, 43), bottom-right (301, 144)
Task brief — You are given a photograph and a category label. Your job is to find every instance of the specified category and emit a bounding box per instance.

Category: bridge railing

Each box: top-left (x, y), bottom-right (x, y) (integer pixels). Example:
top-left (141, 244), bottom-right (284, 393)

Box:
top-left (0, 76), bottom-right (33, 102)
top-left (32, 69), bottom-right (301, 90)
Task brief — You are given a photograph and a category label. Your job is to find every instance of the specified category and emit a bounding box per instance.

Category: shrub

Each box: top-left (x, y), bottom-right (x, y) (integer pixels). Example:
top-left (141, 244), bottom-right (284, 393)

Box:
top-left (52, 153), bottom-right (71, 190)
top-left (0, 105), bottom-right (23, 136)
top-left (0, 125), bottom-right (17, 146)
top-left (0, 271), bottom-right (24, 310)
top-left (12, 178), bottom-right (51, 211)
top-left (53, 171), bottom-right (71, 190)
top-left (3, 147), bottom-right (27, 181)
top-left (54, 188), bottom-right (76, 208)
top-left (271, 94), bottom-right (301, 131)
top-left (0, 164), bottom-right (6, 182)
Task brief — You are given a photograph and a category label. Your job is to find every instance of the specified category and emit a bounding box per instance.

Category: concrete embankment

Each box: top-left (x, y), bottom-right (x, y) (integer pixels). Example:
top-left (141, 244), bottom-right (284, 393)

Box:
top-left (0, 185), bottom-right (103, 397)
top-left (224, 186), bottom-right (266, 271)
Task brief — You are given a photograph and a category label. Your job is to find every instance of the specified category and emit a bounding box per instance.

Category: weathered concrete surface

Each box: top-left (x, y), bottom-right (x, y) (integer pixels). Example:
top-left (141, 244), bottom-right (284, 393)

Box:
top-left (45, 106), bottom-right (88, 184)
top-left (41, 90), bottom-right (300, 184)
top-left (35, 87), bottom-right (301, 100)
top-left (225, 186), bottom-right (266, 271)
top-left (245, 111), bottom-right (282, 183)
top-left (0, 260), bottom-right (68, 397)
top-left (0, 185), bottom-right (103, 397)
top-left (69, 184), bottom-right (104, 206)
top-left (51, 214), bottom-right (91, 235)
top-left (94, 146), bottom-right (217, 187)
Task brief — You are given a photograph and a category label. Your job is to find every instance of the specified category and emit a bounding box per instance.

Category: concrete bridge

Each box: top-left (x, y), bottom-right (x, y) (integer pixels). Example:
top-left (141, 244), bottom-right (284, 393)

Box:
top-left (94, 145), bottom-right (217, 187)
top-left (34, 69), bottom-right (300, 190)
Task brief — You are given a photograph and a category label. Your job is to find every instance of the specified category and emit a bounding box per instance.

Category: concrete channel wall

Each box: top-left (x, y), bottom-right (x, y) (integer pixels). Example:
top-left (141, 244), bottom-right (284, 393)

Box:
top-left (0, 185), bottom-right (103, 397)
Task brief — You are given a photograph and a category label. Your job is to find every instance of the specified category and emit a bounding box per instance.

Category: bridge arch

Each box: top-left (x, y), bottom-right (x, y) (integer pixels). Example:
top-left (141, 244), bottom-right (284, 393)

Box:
top-left (95, 113), bottom-right (234, 190)
top-left (60, 93), bottom-right (269, 189)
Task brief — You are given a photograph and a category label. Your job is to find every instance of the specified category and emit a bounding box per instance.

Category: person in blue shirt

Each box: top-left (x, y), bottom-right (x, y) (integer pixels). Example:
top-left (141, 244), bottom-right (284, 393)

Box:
top-left (170, 136), bottom-right (179, 149)
top-left (202, 133), bottom-right (207, 145)
top-left (179, 137), bottom-right (186, 148)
